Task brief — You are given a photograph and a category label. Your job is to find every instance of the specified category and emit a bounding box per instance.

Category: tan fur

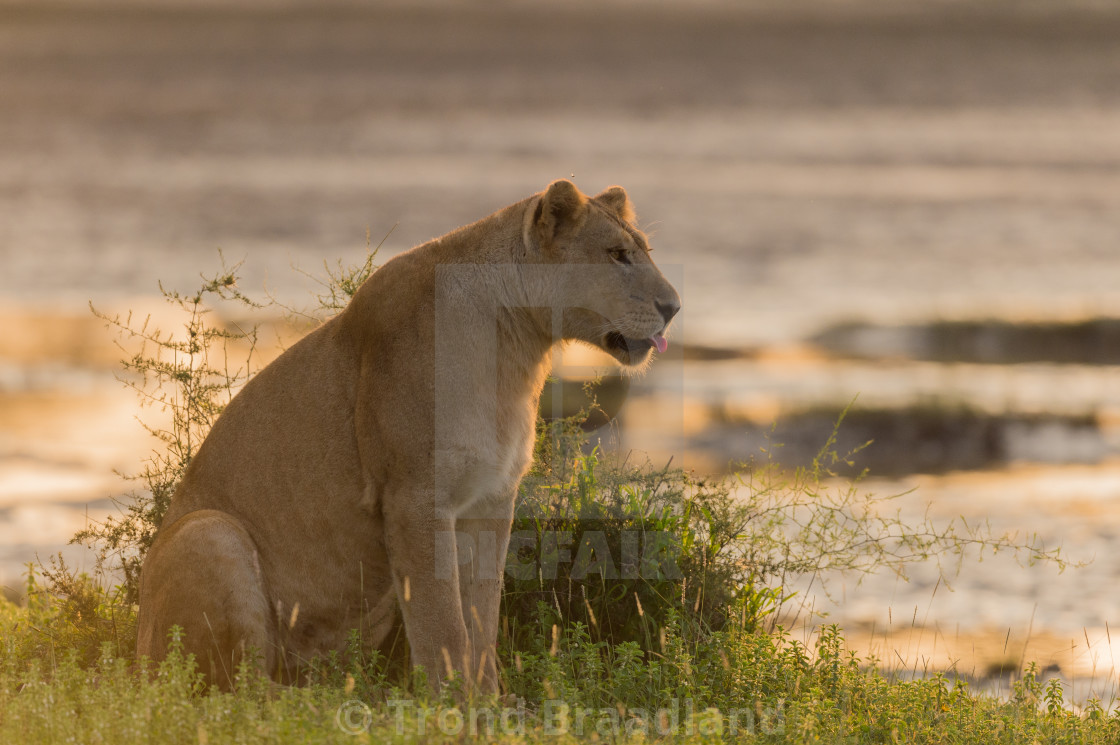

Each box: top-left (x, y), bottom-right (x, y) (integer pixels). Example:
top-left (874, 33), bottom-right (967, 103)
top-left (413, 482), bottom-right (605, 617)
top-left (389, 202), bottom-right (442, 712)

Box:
top-left (135, 180), bottom-right (680, 693)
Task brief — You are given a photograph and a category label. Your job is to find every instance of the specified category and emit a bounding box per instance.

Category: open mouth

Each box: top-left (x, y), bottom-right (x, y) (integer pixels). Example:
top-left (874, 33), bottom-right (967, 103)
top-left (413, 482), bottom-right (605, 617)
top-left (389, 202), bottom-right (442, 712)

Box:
top-left (604, 331), bottom-right (668, 362)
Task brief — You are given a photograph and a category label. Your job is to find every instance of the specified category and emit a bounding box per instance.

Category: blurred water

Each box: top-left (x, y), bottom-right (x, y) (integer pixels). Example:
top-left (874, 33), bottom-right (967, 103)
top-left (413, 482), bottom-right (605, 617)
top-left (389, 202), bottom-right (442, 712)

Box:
top-left (4, 3), bottom-right (1120, 343)
top-left (2, 0), bottom-right (1120, 683)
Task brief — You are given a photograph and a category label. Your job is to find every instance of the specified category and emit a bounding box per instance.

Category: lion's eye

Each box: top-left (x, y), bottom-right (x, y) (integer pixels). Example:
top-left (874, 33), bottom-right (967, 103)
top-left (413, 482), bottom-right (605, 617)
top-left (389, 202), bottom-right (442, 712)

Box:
top-left (608, 247), bottom-right (632, 265)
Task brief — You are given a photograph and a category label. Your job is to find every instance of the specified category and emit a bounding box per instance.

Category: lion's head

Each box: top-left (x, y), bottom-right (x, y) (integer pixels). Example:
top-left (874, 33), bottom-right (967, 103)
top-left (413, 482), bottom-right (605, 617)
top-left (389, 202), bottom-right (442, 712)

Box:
top-left (525, 180), bottom-right (681, 369)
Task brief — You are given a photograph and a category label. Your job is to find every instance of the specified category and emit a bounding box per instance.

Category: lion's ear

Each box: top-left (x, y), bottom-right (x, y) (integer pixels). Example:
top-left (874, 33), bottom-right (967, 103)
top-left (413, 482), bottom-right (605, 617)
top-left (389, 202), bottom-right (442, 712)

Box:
top-left (594, 186), bottom-right (636, 224)
top-left (535, 179), bottom-right (588, 247)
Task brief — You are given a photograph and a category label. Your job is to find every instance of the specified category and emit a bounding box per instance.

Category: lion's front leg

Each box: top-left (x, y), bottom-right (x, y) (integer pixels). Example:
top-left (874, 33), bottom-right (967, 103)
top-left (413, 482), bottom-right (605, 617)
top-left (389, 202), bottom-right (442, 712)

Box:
top-left (455, 504), bottom-right (514, 694)
top-left (382, 492), bottom-right (471, 693)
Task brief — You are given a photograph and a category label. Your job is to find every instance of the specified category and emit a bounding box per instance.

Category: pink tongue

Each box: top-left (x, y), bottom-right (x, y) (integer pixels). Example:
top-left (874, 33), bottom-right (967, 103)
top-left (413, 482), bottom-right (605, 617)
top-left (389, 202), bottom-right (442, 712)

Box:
top-left (650, 334), bottom-right (668, 354)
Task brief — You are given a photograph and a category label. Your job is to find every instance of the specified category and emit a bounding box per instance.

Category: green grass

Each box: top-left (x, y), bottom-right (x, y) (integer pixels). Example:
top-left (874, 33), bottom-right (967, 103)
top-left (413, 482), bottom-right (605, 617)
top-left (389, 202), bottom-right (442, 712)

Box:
top-left (3, 615), bottom-right (1118, 743)
top-left (0, 250), bottom-right (1111, 742)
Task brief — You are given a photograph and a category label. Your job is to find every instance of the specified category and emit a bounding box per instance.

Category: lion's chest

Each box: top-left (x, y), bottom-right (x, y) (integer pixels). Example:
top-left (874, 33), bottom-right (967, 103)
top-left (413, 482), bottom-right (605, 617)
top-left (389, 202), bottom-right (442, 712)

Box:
top-left (438, 409), bottom-right (536, 516)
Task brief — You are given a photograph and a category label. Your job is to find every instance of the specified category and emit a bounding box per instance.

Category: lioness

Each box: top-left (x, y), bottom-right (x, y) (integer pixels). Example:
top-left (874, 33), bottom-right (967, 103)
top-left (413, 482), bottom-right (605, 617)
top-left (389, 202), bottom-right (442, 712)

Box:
top-left (136, 180), bottom-right (680, 693)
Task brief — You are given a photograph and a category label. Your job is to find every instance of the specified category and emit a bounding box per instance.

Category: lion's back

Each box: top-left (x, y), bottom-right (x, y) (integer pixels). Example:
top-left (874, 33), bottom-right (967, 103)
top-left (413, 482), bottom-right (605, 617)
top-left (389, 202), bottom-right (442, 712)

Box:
top-left (163, 317), bottom-right (366, 530)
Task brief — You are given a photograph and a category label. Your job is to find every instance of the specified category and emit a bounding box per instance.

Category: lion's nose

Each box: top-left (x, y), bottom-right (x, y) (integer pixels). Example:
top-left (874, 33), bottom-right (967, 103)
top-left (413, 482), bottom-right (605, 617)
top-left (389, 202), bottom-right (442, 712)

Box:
top-left (655, 298), bottom-right (680, 325)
